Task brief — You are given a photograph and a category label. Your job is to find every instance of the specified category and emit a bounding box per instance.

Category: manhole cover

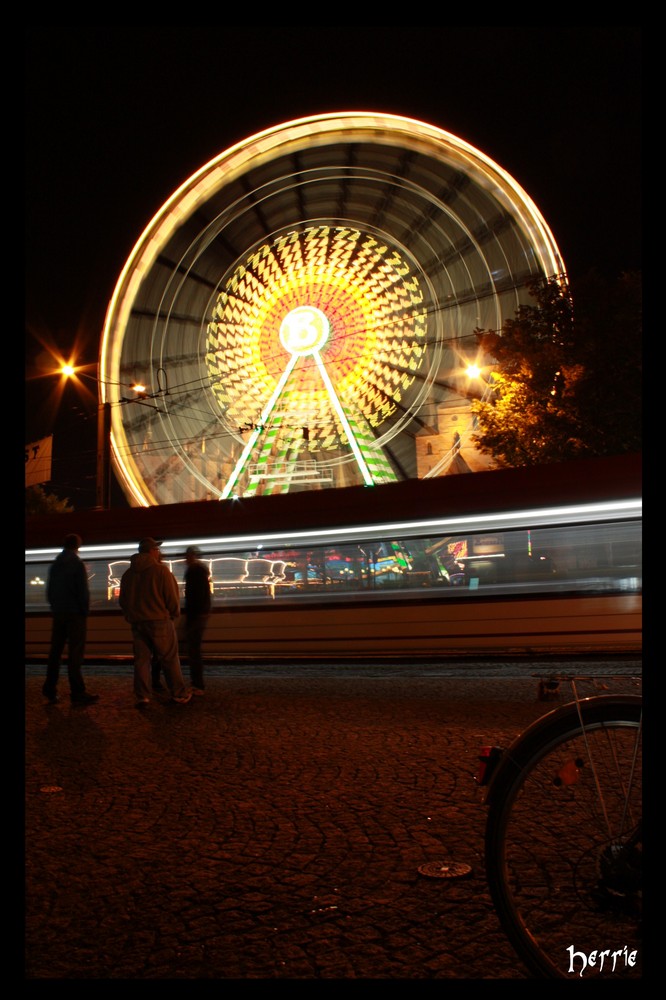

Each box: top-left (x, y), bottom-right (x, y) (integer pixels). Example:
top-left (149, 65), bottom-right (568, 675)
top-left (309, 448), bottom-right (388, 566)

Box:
top-left (417, 861), bottom-right (473, 879)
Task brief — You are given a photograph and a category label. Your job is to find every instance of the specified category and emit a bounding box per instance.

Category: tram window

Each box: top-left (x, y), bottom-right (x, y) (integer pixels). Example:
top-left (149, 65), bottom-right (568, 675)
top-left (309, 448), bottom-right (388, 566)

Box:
top-left (26, 563), bottom-right (50, 609)
top-left (25, 513), bottom-right (642, 614)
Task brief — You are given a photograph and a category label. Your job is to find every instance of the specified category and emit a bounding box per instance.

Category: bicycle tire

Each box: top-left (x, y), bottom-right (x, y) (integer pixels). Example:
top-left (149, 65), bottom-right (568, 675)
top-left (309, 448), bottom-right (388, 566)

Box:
top-left (484, 695), bottom-right (642, 979)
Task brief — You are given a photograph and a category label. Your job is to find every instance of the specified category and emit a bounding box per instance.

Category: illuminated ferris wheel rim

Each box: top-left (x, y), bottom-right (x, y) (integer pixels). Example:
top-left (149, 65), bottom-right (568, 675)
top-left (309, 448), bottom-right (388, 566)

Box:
top-left (100, 112), bottom-right (566, 507)
top-left (101, 112), bottom-right (564, 392)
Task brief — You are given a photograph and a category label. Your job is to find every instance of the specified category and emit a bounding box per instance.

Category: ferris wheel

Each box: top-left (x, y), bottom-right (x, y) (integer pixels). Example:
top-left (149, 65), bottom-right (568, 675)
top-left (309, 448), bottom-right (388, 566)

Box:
top-left (99, 113), bottom-right (565, 506)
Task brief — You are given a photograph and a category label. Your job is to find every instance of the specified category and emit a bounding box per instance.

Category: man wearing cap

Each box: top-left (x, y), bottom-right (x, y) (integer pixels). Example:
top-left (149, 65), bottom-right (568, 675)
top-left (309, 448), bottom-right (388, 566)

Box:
top-left (119, 538), bottom-right (192, 706)
top-left (42, 533), bottom-right (99, 706)
top-left (183, 546), bottom-right (212, 694)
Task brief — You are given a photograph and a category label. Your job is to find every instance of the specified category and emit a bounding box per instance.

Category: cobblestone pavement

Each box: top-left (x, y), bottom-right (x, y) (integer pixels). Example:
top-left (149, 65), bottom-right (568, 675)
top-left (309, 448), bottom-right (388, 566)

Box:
top-left (24, 662), bottom-right (641, 981)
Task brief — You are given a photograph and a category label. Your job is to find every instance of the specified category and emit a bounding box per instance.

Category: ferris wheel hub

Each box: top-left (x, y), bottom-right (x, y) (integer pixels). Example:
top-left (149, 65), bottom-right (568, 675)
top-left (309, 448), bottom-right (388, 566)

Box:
top-left (279, 306), bottom-right (330, 356)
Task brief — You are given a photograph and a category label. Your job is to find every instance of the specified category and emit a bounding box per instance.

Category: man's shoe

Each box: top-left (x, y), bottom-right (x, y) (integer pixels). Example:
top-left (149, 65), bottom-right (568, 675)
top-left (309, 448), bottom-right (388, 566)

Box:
top-left (191, 687), bottom-right (205, 696)
top-left (135, 698), bottom-right (150, 708)
top-left (171, 691), bottom-right (192, 705)
top-left (71, 693), bottom-right (100, 706)
top-left (43, 692), bottom-right (59, 704)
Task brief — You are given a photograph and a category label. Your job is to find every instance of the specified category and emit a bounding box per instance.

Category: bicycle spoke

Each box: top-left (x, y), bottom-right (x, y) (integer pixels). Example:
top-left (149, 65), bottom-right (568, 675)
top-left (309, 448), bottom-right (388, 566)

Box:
top-left (485, 702), bottom-right (641, 978)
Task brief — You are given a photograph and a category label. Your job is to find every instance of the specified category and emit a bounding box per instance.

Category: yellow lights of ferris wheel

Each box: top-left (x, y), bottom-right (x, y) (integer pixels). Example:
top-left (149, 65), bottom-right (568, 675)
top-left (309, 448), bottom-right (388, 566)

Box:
top-left (206, 224), bottom-right (429, 448)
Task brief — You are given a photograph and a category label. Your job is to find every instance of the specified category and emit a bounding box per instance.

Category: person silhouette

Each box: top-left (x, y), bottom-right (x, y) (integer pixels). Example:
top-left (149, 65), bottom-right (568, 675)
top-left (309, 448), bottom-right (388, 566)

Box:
top-left (42, 533), bottom-right (99, 706)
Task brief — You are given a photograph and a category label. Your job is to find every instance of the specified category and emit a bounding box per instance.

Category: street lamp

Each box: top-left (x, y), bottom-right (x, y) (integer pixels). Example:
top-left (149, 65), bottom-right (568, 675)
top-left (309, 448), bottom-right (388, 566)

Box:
top-left (53, 362), bottom-right (111, 509)
top-left (466, 364), bottom-right (497, 401)
top-left (59, 363), bottom-right (164, 510)
top-left (96, 398), bottom-right (112, 509)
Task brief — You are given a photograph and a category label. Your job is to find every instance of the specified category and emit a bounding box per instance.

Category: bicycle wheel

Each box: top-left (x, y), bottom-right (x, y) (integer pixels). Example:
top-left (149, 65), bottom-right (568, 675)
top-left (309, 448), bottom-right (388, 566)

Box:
top-left (484, 695), bottom-right (642, 979)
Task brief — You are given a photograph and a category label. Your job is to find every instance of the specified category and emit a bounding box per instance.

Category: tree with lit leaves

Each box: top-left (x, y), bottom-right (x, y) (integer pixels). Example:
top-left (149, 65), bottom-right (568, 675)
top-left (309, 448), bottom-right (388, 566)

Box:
top-left (470, 271), bottom-right (641, 467)
top-left (25, 485), bottom-right (74, 516)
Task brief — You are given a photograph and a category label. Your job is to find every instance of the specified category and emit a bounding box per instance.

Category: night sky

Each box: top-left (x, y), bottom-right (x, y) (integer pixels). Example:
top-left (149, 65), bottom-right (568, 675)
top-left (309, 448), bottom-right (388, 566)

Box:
top-left (25, 26), bottom-right (641, 507)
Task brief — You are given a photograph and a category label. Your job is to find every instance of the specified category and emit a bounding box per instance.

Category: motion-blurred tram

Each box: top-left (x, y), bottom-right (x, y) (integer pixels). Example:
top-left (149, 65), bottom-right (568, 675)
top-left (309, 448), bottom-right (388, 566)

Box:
top-left (25, 453), bottom-right (642, 662)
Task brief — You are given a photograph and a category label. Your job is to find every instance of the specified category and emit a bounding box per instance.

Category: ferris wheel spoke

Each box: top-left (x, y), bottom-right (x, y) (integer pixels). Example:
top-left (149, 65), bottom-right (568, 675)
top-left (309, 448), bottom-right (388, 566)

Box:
top-left (220, 352), bottom-right (299, 499)
top-left (314, 351), bottom-right (376, 488)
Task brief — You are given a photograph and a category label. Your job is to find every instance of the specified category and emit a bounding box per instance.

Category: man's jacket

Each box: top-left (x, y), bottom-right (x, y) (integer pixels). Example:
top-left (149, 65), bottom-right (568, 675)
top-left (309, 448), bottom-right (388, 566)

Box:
top-left (119, 553), bottom-right (180, 623)
top-left (47, 549), bottom-right (89, 615)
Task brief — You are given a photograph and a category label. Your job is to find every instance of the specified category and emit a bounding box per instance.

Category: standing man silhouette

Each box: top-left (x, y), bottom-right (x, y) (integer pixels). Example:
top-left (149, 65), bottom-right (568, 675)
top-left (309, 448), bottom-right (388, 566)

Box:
top-left (42, 533), bottom-right (99, 706)
top-left (183, 546), bottom-right (212, 694)
top-left (119, 538), bottom-right (192, 707)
